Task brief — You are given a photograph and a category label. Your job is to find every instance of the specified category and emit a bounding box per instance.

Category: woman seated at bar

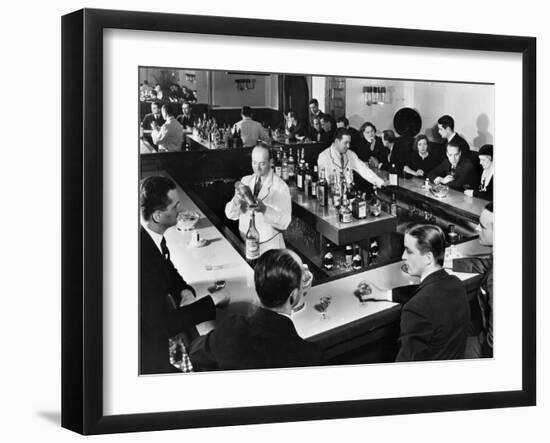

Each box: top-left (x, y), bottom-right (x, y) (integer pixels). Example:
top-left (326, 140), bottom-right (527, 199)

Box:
top-left (403, 134), bottom-right (440, 178)
top-left (285, 111), bottom-right (307, 141)
top-left (308, 116), bottom-right (323, 142)
top-left (356, 121), bottom-right (385, 167)
top-left (464, 144), bottom-right (493, 200)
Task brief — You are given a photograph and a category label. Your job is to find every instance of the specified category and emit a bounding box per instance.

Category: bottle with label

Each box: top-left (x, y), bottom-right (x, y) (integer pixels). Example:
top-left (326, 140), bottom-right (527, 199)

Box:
top-left (389, 163), bottom-right (398, 186)
top-left (317, 168), bottom-right (328, 207)
top-left (296, 157), bottom-right (304, 190)
top-left (274, 150), bottom-right (282, 177)
top-left (345, 245), bottom-right (353, 268)
top-left (448, 224), bottom-right (459, 246)
top-left (287, 149), bottom-right (296, 182)
top-left (390, 192), bottom-right (398, 216)
top-left (369, 186), bottom-right (382, 216)
top-left (311, 165), bottom-right (319, 198)
top-left (369, 239), bottom-right (379, 264)
top-left (323, 243), bottom-right (334, 270)
top-left (339, 196), bottom-right (353, 223)
top-left (332, 181), bottom-right (341, 208)
top-left (352, 244), bottom-right (363, 270)
top-left (245, 209), bottom-right (260, 265)
top-left (281, 149), bottom-right (289, 182)
top-left (304, 163), bottom-right (312, 197)
top-left (352, 191), bottom-right (367, 219)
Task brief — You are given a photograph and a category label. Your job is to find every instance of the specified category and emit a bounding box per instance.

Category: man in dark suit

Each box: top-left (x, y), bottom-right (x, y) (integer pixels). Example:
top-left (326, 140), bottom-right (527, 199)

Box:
top-left (175, 101), bottom-right (195, 129)
top-left (308, 98), bottom-right (324, 130)
top-left (336, 116), bottom-right (362, 150)
top-left (428, 141), bottom-right (478, 190)
top-left (452, 202), bottom-right (494, 358)
top-left (141, 101), bottom-right (166, 149)
top-left (377, 129), bottom-right (411, 174)
top-left (394, 224), bottom-right (470, 361)
top-left (140, 176), bottom-right (229, 374)
top-left (190, 249), bottom-right (326, 371)
top-left (437, 114), bottom-right (471, 157)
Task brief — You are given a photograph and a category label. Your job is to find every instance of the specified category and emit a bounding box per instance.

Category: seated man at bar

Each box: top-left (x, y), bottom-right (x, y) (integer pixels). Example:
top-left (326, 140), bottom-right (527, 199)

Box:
top-left (140, 176), bottom-right (230, 374)
top-left (151, 104), bottom-right (184, 152)
top-left (464, 144), bottom-right (494, 200)
top-left (233, 106), bottom-right (269, 148)
top-left (375, 129), bottom-right (410, 173)
top-left (308, 116), bottom-right (323, 142)
top-left (317, 128), bottom-right (385, 189)
top-left (319, 114), bottom-right (336, 142)
top-left (453, 202), bottom-right (494, 358)
top-left (189, 249), bottom-right (326, 371)
top-left (403, 134), bottom-right (440, 178)
top-left (141, 101), bottom-right (165, 149)
top-left (437, 114), bottom-right (471, 157)
top-left (225, 144), bottom-right (292, 254)
top-left (428, 140), bottom-right (478, 190)
top-left (176, 100), bottom-right (195, 131)
top-left (285, 111), bottom-right (307, 141)
top-left (395, 224), bottom-right (470, 361)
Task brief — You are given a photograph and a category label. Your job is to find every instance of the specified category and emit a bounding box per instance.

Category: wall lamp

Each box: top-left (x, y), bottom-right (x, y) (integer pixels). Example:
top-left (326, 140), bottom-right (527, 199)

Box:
top-left (363, 86), bottom-right (387, 106)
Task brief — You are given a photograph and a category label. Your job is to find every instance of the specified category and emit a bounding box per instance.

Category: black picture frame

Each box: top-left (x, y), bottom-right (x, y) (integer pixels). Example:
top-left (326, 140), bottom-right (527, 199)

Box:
top-left (61, 8), bottom-right (536, 435)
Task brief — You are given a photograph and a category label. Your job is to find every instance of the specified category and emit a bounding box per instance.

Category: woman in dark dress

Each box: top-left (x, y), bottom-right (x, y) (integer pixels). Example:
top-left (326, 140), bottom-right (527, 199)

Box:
top-left (356, 121), bottom-right (385, 167)
top-left (403, 134), bottom-right (440, 178)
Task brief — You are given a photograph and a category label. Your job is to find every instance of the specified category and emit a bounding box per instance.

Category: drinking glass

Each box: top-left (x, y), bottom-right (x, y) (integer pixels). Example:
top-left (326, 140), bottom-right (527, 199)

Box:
top-left (314, 295), bottom-right (332, 320)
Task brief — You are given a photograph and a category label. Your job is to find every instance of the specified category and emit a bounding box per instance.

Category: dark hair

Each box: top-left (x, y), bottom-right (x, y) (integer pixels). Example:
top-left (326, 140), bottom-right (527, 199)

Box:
top-left (382, 129), bottom-right (396, 144)
top-left (478, 144), bottom-right (493, 159)
top-left (151, 101), bottom-right (161, 109)
top-left (414, 134), bottom-right (429, 151)
top-left (287, 111), bottom-right (297, 120)
top-left (359, 121), bottom-right (377, 134)
top-left (446, 139), bottom-right (462, 152)
top-left (181, 100), bottom-right (190, 107)
top-left (336, 116), bottom-right (349, 127)
top-left (161, 103), bottom-right (175, 117)
top-left (437, 115), bottom-right (455, 131)
top-left (405, 224), bottom-right (446, 266)
top-left (254, 249), bottom-right (302, 308)
top-left (140, 176), bottom-right (177, 220)
top-left (309, 98), bottom-right (319, 106)
top-left (242, 106), bottom-right (252, 117)
top-left (484, 202), bottom-right (493, 213)
top-left (334, 128), bottom-right (352, 141)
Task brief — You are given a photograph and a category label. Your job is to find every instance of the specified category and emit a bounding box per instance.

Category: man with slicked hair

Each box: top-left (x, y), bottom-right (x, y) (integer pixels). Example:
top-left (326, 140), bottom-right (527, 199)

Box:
top-left (394, 224), bottom-right (470, 361)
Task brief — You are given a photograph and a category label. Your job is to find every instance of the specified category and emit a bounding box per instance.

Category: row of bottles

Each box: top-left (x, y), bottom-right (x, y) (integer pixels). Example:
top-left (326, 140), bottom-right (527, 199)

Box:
top-left (322, 240), bottom-right (379, 272)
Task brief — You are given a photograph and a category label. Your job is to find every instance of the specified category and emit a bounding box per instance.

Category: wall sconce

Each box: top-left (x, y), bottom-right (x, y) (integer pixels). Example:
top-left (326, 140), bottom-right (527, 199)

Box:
top-left (235, 78), bottom-right (256, 91)
top-left (184, 72), bottom-right (196, 83)
top-left (363, 86), bottom-right (387, 106)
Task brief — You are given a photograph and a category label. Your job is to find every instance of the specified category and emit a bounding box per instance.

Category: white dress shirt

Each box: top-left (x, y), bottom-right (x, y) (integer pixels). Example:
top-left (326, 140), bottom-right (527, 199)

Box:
top-left (152, 116), bottom-right (184, 152)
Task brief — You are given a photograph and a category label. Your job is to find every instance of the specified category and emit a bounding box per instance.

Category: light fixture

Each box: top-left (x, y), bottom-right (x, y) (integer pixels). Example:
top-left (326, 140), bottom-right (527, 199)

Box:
top-left (235, 78), bottom-right (256, 91)
top-left (185, 72), bottom-right (196, 83)
top-left (363, 85), bottom-right (388, 106)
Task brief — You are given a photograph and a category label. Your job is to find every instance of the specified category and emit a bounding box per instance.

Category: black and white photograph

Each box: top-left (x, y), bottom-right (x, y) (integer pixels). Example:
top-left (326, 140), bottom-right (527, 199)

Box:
top-left (138, 66), bottom-right (495, 375)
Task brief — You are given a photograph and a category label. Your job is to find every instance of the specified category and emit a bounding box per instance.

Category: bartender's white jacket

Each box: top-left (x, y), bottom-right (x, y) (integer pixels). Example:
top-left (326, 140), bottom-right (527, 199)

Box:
top-left (225, 170), bottom-right (292, 254)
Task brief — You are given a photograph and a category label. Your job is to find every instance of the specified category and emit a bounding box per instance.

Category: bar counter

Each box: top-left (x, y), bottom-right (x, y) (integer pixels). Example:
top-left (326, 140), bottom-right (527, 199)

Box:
top-left (164, 179), bottom-right (486, 363)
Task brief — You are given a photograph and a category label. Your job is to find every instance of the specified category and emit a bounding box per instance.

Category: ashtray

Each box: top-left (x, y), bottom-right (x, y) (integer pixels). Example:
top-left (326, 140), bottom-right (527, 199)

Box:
top-left (429, 184), bottom-right (450, 198)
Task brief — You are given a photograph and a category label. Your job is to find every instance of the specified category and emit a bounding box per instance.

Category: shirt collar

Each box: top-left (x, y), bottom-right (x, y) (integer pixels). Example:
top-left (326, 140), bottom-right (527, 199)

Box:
top-left (141, 220), bottom-right (164, 253)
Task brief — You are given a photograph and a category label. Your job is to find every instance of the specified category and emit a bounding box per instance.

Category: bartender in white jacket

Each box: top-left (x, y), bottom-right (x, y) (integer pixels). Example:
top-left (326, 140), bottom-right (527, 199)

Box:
top-left (225, 145), bottom-right (292, 255)
top-left (317, 128), bottom-right (385, 187)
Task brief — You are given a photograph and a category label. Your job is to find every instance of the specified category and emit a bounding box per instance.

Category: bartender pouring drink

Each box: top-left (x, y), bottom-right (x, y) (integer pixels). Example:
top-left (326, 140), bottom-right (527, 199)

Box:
top-left (225, 145), bottom-right (292, 254)
top-left (317, 128), bottom-right (385, 187)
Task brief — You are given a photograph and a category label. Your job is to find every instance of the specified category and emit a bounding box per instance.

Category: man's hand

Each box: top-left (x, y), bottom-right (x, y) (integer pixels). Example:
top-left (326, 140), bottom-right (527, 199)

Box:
top-left (416, 169), bottom-right (424, 177)
top-left (368, 157), bottom-right (379, 169)
top-left (179, 288), bottom-right (195, 307)
top-left (441, 175), bottom-right (454, 184)
top-left (210, 288), bottom-right (230, 308)
top-left (150, 121), bottom-right (158, 130)
top-left (433, 176), bottom-right (443, 184)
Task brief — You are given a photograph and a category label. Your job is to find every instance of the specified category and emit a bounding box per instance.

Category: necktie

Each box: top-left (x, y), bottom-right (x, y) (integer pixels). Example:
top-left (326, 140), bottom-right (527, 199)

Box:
top-left (340, 153), bottom-right (346, 169)
top-left (253, 177), bottom-right (262, 197)
top-left (160, 237), bottom-right (170, 261)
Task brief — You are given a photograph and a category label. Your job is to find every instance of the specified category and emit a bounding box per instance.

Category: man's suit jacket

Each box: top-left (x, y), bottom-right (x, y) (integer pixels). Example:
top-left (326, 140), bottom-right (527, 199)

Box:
top-left (394, 269), bottom-right (470, 361)
top-left (140, 227), bottom-right (216, 374)
top-left (447, 133), bottom-right (471, 157)
top-left (428, 157), bottom-right (478, 190)
top-left (378, 142), bottom-right (411, 174)
top-left (453, 254), bottom-right (493, 350)
top-left (189, 307), bottom-right (326, 371)
top-left (141, 112), bottom-right (165, 130)
top-left (354, 135), bottom-right (385, 164)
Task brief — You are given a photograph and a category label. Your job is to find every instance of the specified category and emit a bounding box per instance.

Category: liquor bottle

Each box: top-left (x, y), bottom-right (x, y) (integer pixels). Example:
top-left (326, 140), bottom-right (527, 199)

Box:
top-left (390, 192), bottom-right (398, 216)
top-left (352, 244), bottom-right (363, 270)
top-left (245, 209), bottom-right (260, 265)
top-left (369, 239), bottom-right (379, 264)
top-left (352, 191), bottom-right (367, 219)
top-left (345, 245), bottom-right (353, 268)
top-left (304, 163), bottom-right (312, 197)
top-left (317, 168), bottom-right (328, 207)
top-left (282, 150), bottom-right (289, 182)
top-left (369, 186), bottom-right (381, 216)
top-left (323, 243), bottom-right (334, 270)
top-left (339, 196), bottom-right (353, 223)
top-left (345, 167), bottom-right (355, 200)
top-left (288, 149), bottom-right (296, 182)
top-left (275, 150), bottom-right (282, 177)
top-left (389, 163), bottom-right (398, 186)
top-left (297, 160), bottom-right (306, 192)
top-left (300, 148), bottom-right (306, 171)
top-left (332, 180), bottom-right (341, 208)
top-left (311, 165), bottom-right (319, 198)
